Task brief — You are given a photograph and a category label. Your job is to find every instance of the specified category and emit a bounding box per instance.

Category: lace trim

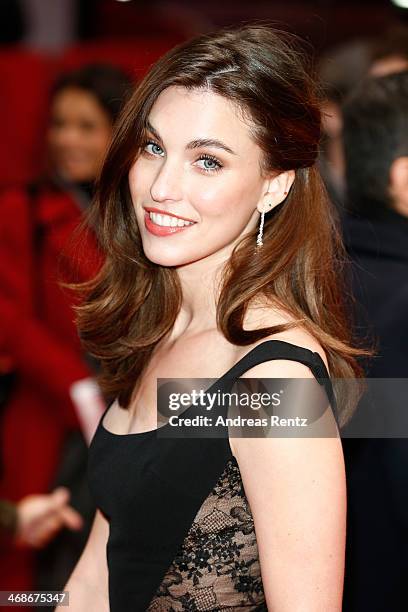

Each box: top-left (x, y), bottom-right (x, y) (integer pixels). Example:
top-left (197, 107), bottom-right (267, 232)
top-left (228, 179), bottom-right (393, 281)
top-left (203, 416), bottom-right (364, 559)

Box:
top-left (148, 458), bottom-right (265, 611)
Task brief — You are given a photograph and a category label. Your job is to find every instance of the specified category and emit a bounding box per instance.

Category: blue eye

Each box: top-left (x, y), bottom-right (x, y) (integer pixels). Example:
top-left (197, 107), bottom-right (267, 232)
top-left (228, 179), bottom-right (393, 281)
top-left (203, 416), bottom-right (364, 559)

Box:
top-left (144, 140), bottom-right (164, 156)
top-left (196, 154), bottom-right (222, 173)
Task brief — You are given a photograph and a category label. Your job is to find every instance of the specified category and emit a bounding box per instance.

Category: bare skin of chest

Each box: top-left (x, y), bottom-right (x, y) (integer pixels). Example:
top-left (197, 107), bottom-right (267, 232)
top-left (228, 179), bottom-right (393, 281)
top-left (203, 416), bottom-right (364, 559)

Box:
top-left (102, 306), bottom-right (318, 435)
top-left (103, 330), bottom-right (245, 434)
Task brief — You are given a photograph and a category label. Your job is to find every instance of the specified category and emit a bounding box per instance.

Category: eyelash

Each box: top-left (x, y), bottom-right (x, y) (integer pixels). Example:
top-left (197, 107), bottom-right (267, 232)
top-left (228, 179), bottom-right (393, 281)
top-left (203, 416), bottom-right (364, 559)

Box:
top-left (143, 140), bottom-right (223, 174)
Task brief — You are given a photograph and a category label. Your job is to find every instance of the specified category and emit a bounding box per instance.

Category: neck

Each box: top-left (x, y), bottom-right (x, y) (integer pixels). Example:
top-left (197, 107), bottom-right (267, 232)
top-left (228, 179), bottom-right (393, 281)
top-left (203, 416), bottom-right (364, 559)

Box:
top-left (169, 243), bottom-right (237, 341)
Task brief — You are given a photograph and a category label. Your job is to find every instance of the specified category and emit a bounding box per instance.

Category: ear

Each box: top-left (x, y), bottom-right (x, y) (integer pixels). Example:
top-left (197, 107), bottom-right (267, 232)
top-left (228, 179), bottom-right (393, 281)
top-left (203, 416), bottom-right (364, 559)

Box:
top-left (257, 169), bottom-right (296, 214)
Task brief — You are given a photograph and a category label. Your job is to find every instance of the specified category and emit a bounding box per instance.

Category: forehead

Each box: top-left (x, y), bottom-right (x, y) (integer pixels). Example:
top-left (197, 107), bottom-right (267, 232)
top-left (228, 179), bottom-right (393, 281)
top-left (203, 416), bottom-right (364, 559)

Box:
top-left (52, 88), bottom-right (105, 118)
top-left (147, 86), bottom-right (257, 152)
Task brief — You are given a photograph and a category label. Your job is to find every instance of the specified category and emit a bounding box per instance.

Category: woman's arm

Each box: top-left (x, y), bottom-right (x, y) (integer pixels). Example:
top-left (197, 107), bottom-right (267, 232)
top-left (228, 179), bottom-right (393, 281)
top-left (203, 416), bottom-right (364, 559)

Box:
top-left (56, 509), bottom-right (110, 611)
top-left (231, 359), bottom-right (346, 612)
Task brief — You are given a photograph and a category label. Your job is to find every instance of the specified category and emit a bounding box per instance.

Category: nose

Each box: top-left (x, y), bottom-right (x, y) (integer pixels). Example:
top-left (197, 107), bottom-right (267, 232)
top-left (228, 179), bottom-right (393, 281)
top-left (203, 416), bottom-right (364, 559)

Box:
top-left (150, 158), bottom-right (183, 203)
top-left (53, 125), bottom-right (81, 149)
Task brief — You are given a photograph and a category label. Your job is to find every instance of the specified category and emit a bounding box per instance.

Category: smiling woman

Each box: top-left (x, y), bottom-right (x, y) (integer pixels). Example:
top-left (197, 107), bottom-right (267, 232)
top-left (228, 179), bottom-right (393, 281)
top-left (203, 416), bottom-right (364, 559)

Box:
top-left (59, 24), bottom-right (366, 612)
top-left (47, 87), bottom-right (112, 183)
top-left (130, 86), bottom-right (288, 264)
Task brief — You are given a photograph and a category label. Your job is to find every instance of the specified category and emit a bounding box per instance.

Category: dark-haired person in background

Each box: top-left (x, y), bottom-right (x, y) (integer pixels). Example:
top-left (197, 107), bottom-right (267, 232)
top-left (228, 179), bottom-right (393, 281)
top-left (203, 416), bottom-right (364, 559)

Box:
top-left (369, 26), bottom-right (408, 77)
top-left (341, 71), bottom-right (408, 612)
top-left (318, 39), bottom-right (374, 214)
top-left (0, 63), bottom-right (132, 601)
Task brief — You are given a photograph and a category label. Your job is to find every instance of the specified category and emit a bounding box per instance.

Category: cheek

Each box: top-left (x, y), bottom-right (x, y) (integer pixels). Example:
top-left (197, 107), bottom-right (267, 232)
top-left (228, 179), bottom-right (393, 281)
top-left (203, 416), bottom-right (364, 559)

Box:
top-left (194, 173), bottom-right (259, 223)
top-left (47, 128), bottom-right (57, 147)
top-left (128, 161), bottom-right (150, 230)
top-left (128, 158), bottom-right (156, 204)
top-left (47, 129), bottom-right (68, 150)
top-left (128, 161), bottom-right (142, 201)
top-left (88, 130), bottom-right (111, 158)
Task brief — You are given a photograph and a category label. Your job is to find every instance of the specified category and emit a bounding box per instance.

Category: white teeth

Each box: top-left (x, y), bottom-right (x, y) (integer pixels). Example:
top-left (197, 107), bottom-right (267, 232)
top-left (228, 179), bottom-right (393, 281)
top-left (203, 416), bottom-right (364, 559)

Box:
top-left (149, 212), bottom-right (194, 227)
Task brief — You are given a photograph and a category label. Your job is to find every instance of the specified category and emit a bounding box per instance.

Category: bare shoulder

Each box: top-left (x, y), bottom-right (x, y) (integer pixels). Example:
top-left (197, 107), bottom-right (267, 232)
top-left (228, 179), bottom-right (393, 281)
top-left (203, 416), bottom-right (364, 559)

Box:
top-left (243, 300), bottom-right (329, 373)
top-left (230, 302), bottom-right (337, 457)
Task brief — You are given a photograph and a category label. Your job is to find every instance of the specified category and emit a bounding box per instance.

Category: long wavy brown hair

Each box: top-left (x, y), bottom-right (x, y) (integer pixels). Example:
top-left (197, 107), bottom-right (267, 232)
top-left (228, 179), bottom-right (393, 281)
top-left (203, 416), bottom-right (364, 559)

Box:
top-left (71, 24), bottom-right (367, 426)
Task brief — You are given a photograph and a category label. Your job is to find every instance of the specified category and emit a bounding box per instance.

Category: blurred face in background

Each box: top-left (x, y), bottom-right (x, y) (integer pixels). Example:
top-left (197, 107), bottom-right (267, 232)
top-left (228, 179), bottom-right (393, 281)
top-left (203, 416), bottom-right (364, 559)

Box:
top-left (369, 55), bottom-right (408, 78)
top-left (47, 87), bottom-right (112, 183)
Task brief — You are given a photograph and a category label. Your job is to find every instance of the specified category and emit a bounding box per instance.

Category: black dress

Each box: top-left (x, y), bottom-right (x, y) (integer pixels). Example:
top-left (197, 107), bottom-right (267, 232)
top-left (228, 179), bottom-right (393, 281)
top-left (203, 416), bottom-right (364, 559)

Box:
top-left (88, 340), bottom-right (334, 611)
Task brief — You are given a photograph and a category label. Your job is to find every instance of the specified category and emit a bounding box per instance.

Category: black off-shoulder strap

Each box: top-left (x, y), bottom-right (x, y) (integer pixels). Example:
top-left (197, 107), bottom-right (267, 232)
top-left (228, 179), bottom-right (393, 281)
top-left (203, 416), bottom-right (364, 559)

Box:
top-left (221, 340), bottom-right (336, 413)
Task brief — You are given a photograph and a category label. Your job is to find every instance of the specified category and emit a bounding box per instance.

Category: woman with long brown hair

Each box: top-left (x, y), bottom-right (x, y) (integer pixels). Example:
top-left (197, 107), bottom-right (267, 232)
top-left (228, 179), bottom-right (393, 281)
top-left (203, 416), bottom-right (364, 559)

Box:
top-left (60, 24), bottom-right (362, 611)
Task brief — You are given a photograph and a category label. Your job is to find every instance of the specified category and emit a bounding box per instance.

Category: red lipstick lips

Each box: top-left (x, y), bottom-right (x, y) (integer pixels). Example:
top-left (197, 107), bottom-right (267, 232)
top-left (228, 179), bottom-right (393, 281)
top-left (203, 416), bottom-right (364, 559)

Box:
top-left (143, 209), bottom-right (196, 237)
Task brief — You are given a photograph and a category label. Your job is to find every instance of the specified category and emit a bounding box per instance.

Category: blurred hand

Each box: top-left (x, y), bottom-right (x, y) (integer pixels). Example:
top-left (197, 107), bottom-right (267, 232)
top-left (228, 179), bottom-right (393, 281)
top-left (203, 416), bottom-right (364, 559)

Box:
top-left (14, 487), bottom-right (83, 549)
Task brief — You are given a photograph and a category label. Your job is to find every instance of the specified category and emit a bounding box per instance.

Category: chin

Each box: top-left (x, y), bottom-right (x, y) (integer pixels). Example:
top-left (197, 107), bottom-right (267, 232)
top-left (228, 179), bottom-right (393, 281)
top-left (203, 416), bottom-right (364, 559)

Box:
top-left (141, 243), bottom-right (205, 268)
top-left (142, 250), bottom-right (189, 268)
top-left (58, 165), bottom-right (95, 184)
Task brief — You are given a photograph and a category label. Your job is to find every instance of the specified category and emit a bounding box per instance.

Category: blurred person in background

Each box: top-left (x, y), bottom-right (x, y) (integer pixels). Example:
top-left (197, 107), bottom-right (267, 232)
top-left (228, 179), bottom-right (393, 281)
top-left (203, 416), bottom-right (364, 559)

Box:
top-left (341, 71), bottom-right (408, 612)
top-left (369, 26), bottom-right (408, 77)
top-left (318, 26), bottom-right (408, 218)
top-left (318, 39), bottom-right (374, 213)
top-left (1, 488), bottom-right (83, 549)
top-left (0, 63), bottom-right (132, 601)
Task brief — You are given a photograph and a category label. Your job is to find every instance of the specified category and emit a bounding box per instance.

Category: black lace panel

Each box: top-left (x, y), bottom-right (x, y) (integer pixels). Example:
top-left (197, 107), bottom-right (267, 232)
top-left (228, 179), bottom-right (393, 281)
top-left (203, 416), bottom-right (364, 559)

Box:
top-left (147, 457), bottom-right (266, 611)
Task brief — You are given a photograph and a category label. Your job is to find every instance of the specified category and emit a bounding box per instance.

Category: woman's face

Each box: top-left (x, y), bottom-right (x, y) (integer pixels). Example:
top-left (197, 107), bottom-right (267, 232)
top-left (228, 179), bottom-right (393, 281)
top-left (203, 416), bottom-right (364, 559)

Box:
top-left (47, 87), bottom-right (112, 183)
top-left (129, 86), bottom-right (276, 267)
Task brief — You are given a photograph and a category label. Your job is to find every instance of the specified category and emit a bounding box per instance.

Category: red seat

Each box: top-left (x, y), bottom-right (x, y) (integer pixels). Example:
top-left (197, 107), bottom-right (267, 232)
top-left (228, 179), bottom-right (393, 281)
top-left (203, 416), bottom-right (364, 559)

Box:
top-left (59, 38), bottom-right (181, 81)
top-left (0, 47), bottom-right (56, 187)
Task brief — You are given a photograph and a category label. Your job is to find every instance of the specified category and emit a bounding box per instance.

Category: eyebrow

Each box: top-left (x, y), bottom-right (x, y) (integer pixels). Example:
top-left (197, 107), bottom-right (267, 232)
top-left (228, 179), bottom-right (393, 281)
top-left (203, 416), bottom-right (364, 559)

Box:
top-left (146, 121), bottom-right (237, 155)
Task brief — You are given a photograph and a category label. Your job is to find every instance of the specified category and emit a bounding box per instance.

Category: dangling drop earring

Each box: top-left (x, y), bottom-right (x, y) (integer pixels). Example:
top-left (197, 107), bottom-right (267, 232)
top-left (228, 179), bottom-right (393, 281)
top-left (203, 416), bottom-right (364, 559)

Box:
top-left (256, 202), bottom-right (272, 248)
top-left (256, 191), bottom-right (288, 249)
top-left (256, 211), bottom-right (265, 247)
